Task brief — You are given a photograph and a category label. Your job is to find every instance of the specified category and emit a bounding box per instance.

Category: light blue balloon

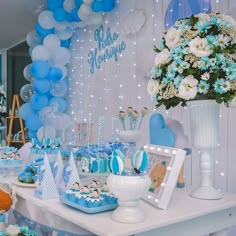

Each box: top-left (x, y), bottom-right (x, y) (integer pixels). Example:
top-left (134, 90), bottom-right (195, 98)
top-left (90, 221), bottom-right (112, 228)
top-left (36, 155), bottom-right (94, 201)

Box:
top-left (48, 67), bottom-right (63, 81)
top-left (27, 130), bottom-right (37, 139)
top-left (30, 60), bottom-right (50, 79)
top-left (92, 1), bottom-right (103, 12)
top-left (103, 0), bottom-right (115, 12)
top-left (49, 97), bottom-right (67, 112)
top-left (54, 8), bottom-right (67, 22)
top-left (47, 0), bottom-right (63, 11)
top-left (30, 94), bottom-right (49, 111)
top-left (61, 39), bottom-right (71, 48)
top-left (19, 103), bottom-right (35, 120)
top-left (25, 113), bottom-right (42, 131)
top-left (33, 78), bottom-right (51, 94)
top-left (35, 23), bottom-right (54, 38)
top-left (164, 0), bottom-right (211, 29)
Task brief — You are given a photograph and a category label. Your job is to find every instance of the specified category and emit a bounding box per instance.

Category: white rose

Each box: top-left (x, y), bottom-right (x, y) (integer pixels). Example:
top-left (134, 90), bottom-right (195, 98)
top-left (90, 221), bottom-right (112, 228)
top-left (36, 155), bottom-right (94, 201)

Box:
top-left (147, 79), bottom-right (159, 97)
top-left (188, 37), bottom-right (212, 57)
top-left (165, 27), bottom-right (181, 49)
top-left (196, 13), bottom-right (210, 22)
top-left (154, 49), bottom-right (171, 67)
top-left (222, 14), bottom-right (236, 29)
top-left (177, 75), bottom-right (198, 100)
top-left (6, 225), bottom-right (20, 236)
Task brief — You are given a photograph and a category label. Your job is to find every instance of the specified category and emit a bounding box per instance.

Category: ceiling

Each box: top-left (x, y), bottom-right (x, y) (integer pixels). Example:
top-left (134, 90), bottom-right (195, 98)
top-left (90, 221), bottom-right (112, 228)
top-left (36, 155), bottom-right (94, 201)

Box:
top-left (0, 0), bottom-right (46, 50)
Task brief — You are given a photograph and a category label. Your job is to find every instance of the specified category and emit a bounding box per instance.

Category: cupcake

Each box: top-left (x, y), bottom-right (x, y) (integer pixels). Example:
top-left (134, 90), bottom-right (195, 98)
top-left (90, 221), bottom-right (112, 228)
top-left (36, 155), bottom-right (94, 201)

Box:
top-left (71, 182), bottom-right (80, 192)
top-left (86, 189), bottom-right (103, 208)
top-left (100, 183), bottom-right (109, 203)
top-left (18, 172), bottom-right (35, 184)
top-left (80, 185), bottom-right (91, 197)
top-left (89, 179), bottom-right (99, 190)
top-left (105, 192), bottom-right (117, 204)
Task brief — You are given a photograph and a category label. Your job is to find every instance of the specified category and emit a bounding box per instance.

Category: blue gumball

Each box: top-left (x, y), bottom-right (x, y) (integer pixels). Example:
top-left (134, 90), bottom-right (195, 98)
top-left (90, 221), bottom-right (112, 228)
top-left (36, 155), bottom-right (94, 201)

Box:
top-left (103, 0), bottom-right (116, 12)
top-left (61, 39), bottom-right (71, 48)
top-left (30, 60), bottom-right (50, 79)
top-left (92, 1), bottom-right (103, 12)
top-left (35, 23), bottom-right (54, 38)
top-left (33, 79), bottom-right (50, 94)
top-left (48, 67), bottom-right (63, 81)
top-left (25, 113), bottom-right (42, 131)
top-left (27, 130), bottom-right (37, 139)
top-left (49, 97), bottom-right (67, 112)
top-left (54, 8), bottom-right (67, 22)
top-left (19, 103), bottom-right (35, 120)
top-left (30, 94), bottom-right (49, 111)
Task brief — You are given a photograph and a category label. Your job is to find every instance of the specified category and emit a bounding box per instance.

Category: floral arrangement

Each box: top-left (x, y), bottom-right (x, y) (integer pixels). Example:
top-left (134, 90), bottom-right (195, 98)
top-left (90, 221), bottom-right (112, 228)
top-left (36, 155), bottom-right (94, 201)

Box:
top-left (147, 12), bottom-right (236, 109)
top-left (0, 225), bottom-right (36, 236)
top-left (117, 107), bottom-right (148, 130)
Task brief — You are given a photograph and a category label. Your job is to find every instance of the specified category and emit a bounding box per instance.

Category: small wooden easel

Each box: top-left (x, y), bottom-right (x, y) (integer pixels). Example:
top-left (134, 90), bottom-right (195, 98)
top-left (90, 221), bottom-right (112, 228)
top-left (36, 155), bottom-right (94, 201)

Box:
top-left (7, 94), bottom-right (26, 146)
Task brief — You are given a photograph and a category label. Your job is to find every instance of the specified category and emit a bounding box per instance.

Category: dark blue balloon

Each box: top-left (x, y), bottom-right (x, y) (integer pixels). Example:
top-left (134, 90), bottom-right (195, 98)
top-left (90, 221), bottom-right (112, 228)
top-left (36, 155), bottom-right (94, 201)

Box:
top-left (92, 1), bottom-right (103, 12)
top-left (54, 8), bottom-right (67, 22)
top-left (71, 8), bottom-right (82, 22)
top-left (25, 113), bottom-right (42, 131)
top-left (48, 67), bottom-right (63, 81)
top-left (66, 13), bottom-right (73, 22)
top-left (47, 0), bottom-right (63, 11)
top-left (103, 0), bottom-right (115, 12)
top-left (33, 79), bottom-right (51, 94)
top-left (75, 0), bottom-right (83, 8)
top-left (30, 94), bottom-right (49, 111)
top-left (49, 97), bottom-right (67, 113)
top-left (164, 0), bottom-right (211, 29)
top-left (30, 60), bottom-right (50, 79)
top-left (35, 23), bottom-right (54, 38)
top-left (61, 39), bottom-right (71, 48)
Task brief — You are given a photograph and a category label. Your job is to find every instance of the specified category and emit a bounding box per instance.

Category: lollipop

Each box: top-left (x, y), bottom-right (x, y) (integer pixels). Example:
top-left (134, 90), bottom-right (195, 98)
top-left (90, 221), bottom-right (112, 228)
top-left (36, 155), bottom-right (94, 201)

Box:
top-left (118, 111), bottom-right (126, 130)
top-left (132, 110), bottom-right (139, 130)
top-left (127, 106), bottom-right (134, 129)
top-left (131, 149), bottom-right (148, 174)
top-left (139, 107), bottom-right (149, 129)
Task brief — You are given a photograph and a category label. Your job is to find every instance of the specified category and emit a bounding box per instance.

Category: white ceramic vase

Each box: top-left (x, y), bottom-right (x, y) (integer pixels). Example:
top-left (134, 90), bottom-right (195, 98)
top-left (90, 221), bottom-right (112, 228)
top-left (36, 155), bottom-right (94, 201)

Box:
top-left (107, 173), bottom-right (151, 223)
top-left (188, 100), bottom-right (223, 200)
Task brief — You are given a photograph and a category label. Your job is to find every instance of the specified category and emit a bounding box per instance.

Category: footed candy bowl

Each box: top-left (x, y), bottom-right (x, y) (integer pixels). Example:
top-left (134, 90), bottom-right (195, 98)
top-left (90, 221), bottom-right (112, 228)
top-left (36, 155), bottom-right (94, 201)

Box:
top-left (107, 173), bottom-right (150, 224)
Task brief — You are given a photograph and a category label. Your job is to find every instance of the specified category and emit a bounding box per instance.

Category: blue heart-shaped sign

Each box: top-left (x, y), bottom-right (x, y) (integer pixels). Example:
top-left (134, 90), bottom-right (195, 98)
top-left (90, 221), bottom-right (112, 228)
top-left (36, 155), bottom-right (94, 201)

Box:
top-left (149, 113), bottom-right (175, 147)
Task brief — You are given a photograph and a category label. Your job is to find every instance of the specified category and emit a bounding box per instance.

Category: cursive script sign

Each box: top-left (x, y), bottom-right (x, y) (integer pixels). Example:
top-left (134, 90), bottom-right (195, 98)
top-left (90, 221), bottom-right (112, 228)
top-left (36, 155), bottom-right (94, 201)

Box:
top-left (88, 25), bottom-right (126, 74)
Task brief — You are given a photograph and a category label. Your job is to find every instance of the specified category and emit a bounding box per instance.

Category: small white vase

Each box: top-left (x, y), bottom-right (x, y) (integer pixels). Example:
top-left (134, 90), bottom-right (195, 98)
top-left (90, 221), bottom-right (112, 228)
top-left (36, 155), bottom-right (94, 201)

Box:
top-left (188, 100), bottom-right (223, 200)
top-left (107, 174), bottom-right (151, 223)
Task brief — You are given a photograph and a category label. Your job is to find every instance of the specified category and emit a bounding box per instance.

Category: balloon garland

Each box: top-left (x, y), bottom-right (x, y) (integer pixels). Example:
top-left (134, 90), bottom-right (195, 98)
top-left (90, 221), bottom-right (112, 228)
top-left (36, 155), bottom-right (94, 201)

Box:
top-left (19, 0), bottom-right (116, 141)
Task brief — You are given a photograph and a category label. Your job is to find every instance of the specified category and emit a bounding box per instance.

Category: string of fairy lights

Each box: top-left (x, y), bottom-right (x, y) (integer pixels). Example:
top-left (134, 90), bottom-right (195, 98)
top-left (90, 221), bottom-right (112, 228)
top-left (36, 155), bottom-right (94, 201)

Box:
top-left (66, 0), bottom-right (230, 190)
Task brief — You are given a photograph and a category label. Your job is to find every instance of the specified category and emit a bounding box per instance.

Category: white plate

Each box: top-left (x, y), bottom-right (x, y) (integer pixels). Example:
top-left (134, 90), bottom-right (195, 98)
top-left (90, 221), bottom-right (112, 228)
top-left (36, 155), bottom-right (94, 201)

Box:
top-left (12, 178), bottom-right (36, 188)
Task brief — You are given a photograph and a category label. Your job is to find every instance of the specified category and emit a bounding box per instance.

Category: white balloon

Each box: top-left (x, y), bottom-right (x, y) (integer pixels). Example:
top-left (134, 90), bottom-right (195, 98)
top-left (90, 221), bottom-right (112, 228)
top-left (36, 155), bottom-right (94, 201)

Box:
top-left (55, 27), bottom-right (73, 40)
top-left (39, 106), bottom-right (53, 124)
top-left (54, 21), bottom-right (69, 31)
top-left (85, 13), bottom-right (103, 25)
top-left (43, 34), bottom-right (61, 51)
top-left (23, 64), bottom-right (34, 82)
top-left (44, 112), bottom-right (72, 130)
top-left (78, 4), bottom-right (92, 20)
top-left (50, 80), bottom-right (68, 97)
top-left (50, 47), bottom-right (71, 66)
top-left (63, 0), bottom-right (75, 13)
top-left (83, 0), bottom-right (94, 4)
top-left (31, 45), bottom-right (50, 61)
top-left (26, 31), bottom-right (42, 46)
top-left (38, 10), bottom-right (56, 29)
top-left (37, 125), bottom-right (56, 142)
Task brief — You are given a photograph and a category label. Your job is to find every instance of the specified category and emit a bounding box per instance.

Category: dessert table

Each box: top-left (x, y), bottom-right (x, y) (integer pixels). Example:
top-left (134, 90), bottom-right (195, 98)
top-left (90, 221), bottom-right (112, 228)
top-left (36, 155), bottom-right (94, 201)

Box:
top-left (12, 186), bottom-right (236, 236)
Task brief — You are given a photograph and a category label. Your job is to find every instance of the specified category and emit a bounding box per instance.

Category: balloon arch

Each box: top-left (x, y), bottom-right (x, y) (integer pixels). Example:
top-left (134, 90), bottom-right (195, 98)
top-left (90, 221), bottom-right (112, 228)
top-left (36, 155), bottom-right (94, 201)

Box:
top-left (19, 0), bottom-right (115, 142)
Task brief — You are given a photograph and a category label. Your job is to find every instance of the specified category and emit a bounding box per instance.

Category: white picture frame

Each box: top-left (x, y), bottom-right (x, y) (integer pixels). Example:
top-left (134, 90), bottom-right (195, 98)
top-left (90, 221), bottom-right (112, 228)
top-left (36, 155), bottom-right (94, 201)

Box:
top-left (143, 144), bottom-right (186, 210)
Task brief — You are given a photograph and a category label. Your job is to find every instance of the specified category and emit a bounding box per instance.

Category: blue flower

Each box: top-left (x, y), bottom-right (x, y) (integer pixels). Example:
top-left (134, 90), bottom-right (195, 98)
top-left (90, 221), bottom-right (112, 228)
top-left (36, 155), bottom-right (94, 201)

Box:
top-left (196, 21), bottom-right (211, 33)
top-left (198, 80), bottom-right (210, 94)
top-left (151, 67), bottom-right (162, 78)
top-left (226, 64), bottom-right (236, 80)
top-left (174, 75), bottom-right (183, 88)
top-left (213, 79), bottom-right (229, 94)
top-left (200, 57), bottom-right (211, 70)
top-left (163, 76), bottom-right (173, 84)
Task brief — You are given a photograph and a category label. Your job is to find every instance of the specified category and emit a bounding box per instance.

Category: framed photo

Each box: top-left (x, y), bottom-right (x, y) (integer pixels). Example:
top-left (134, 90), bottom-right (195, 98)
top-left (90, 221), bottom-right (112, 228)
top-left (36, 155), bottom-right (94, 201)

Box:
top-left (143, 144), bottom-right (186, 210)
